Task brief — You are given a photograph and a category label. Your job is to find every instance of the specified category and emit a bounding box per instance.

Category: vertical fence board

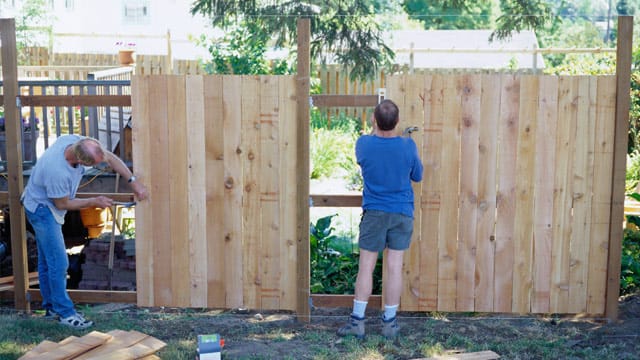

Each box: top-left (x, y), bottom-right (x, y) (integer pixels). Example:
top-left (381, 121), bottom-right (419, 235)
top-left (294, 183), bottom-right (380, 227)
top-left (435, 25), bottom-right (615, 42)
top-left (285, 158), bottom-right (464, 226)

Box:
top-left (223, 76), bottom-right (245, 308)
top-left (186, 75), bottom-right (208, 307)
top-left (438, 76), bottom-right (461, 311)
top-left (532, 76), bottom-right (558, 314)
top-left (551, 76), bottom-right (578, 313)
top-left (259, 75), bottom-right (282, 309)
top-left (403, 74), bottom-right (425, 311)
top-left (280, 76), bottom-right (298, 310)
top-left (512, 75), bottom-right (537, 313)
top-left (568, 76), bottom-right (596, 313)
top-left (132, 75), bottom-right (153, 306)
top-left (457, 74), bottom-right (481, 311)
top-left (385, 75), bottom-right (405, 309)
top-left (147, 76), bottom-right (172, 306)
top-left (241, 76), bottom-right (262, 309)
top-left (494, 75), bottom-right (519, 312)
top-left (204, 75), bottom-right (227, 307)
top-left (474, 74), bottom-right (500, 312)
top-left (167, 75), bottom-right (190, 307)
top-left (420, 74), bottom-right (441, 311)
top-left (588, 76), bottom-right (616, 314)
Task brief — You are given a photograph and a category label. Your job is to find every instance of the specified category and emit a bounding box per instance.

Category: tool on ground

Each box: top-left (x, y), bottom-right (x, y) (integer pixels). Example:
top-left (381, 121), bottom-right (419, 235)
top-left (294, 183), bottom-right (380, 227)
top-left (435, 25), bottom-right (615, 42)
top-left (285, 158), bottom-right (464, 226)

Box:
top-left (197, 334), bottom-right (225, 360)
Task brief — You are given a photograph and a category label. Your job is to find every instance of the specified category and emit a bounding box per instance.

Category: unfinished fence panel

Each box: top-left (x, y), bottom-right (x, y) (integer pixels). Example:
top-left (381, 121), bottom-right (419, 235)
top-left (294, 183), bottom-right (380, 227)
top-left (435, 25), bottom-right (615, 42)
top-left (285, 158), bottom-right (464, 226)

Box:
top-left (132, 74), bottom-right (298, 310)
top-left (388, 74), bottom-right (617, 314)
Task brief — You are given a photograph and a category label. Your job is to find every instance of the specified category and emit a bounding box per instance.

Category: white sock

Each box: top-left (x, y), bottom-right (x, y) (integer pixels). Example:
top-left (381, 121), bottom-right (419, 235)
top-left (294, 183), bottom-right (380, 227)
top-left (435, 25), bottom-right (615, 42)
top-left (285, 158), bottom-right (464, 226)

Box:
top-left (383, 304), bottom-right (398, 320)
top-left (352, 300), bottom-right (368, 318)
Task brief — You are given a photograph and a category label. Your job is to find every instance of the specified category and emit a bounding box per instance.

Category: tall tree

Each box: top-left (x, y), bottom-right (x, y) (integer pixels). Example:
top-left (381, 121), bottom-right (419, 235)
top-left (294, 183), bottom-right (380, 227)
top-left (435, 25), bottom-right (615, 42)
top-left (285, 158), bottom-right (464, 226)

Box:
top-left (403, 0), bottom-right (494, 30)
top-left (190, 0), bottom-right (555, 79)
top-left (191, 0), bottom-right (395, 80)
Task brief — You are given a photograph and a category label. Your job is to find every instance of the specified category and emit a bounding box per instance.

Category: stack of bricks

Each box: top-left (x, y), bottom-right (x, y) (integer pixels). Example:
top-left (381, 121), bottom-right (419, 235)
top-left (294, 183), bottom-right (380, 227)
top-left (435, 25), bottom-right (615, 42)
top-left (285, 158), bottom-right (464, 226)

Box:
top-left (79, 236), bottom-right (136, 291)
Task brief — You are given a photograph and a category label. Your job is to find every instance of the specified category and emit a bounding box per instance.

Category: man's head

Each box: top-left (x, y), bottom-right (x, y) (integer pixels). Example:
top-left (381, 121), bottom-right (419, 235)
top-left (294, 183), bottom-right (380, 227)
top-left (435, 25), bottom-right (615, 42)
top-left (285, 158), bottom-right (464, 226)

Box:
top-left (374, 99), bottom-right (399, 131)
top-left (72, 138), bottom-right (105, 166)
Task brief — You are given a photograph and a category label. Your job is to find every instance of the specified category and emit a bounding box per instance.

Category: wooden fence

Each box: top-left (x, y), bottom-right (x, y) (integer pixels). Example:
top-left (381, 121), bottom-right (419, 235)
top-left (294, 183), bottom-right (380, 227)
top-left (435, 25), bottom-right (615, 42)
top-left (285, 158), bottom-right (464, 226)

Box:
top-left (130, 73), bottom-right (617, 315)
top-left (388, 74), bottom-right (617, 315)
top-left (131, 75), bottom-right (299, 309)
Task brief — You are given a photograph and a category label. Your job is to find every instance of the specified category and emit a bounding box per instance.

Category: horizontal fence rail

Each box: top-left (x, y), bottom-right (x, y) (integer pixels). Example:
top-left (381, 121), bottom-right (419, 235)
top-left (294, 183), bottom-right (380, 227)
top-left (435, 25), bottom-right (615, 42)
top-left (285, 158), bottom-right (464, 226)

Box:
top-left (0, 78), bottom-right (132, 166)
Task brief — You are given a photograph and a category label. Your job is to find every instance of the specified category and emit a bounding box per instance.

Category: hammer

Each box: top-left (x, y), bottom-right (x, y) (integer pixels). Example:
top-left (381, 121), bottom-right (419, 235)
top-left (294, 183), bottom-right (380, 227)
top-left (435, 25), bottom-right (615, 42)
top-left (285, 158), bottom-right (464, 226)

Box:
top-left (402, 126), bottom-right (419, 137)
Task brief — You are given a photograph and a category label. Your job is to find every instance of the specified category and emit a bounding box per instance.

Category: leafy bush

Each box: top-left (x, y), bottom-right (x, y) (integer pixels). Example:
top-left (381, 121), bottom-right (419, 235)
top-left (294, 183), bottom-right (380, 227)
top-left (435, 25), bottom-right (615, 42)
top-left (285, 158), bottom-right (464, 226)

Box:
top-left (310, 127), bottom-right (358, 180)
top-left (622, 225), bottom-right (640, 295)
top-left (310, 214), bottom-right (381, 294)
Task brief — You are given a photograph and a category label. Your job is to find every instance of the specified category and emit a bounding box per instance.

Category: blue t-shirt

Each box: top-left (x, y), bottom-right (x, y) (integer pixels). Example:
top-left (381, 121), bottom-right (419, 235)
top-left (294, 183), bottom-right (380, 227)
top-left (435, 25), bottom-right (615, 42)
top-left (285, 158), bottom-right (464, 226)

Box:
top-left (21, 135), bottom-right (85, 224)
top-left (356, 135), bottom-right (423, 218)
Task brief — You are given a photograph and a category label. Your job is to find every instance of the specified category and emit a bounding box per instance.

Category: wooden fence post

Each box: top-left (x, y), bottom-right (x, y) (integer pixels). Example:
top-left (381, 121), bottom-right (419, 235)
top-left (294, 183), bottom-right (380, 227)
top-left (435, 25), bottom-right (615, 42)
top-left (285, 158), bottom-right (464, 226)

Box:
top-left (606, 15), bottom-right (633, 321)
top-left (296, 18), bottom-right (311, 322)
top-left (0, 18), bottom-right (29, 311)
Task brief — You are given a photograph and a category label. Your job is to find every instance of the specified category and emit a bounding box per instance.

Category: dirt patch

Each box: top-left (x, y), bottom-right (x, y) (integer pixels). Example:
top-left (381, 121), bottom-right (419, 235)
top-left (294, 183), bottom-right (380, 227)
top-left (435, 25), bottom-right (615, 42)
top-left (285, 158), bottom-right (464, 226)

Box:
top-left (79, 293), bottom-right (640, 359)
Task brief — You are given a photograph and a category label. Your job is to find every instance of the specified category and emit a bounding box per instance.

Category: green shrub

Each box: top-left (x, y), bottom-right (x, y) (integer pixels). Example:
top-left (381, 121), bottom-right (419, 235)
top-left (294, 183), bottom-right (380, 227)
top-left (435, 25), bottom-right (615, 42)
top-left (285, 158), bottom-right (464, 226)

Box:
top-left (310, 127), bottom-right (358, 180)
top-left (310, 214), bottom-right (381, 294)
top-left (622, 225), bottom-right (640, 295)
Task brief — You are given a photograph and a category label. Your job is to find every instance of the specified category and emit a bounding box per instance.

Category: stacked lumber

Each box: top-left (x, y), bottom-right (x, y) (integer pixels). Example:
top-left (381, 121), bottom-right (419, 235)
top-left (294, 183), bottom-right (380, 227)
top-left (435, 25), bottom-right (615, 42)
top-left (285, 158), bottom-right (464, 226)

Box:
top-left (19, 330), bottom-right (166, 359)
top-left (79, 238), bottom-right (136, 291)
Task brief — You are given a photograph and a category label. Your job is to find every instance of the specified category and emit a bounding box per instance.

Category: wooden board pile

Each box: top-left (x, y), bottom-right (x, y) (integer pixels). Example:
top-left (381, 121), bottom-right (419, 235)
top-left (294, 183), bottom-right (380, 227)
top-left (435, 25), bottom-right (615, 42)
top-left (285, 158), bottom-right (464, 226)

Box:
top-left (19, 329), bottom-right (166, 359)
top-left (79, 238), bottom-right (136, 291)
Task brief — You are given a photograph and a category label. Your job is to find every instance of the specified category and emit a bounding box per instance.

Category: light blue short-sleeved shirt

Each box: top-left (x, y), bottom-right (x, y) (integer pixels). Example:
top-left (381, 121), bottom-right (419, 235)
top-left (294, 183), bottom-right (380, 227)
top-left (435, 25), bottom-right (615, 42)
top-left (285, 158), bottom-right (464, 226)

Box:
top-left (21, 135), bottom-right (85, 224)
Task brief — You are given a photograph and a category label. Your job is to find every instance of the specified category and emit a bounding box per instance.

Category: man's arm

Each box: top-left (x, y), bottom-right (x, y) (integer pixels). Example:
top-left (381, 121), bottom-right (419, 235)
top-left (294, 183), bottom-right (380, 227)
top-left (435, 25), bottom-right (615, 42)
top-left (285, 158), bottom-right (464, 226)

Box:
top-left (52, 195), bottom-right (113, 211)
top-left (103, 150), bottom-right (149, 200)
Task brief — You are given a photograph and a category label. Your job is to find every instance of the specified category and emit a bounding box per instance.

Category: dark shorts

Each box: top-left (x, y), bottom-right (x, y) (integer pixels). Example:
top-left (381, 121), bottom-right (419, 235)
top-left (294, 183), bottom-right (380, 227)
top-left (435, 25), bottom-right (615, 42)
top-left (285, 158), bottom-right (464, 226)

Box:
top-left (358, 210), bottom-right (414, 252)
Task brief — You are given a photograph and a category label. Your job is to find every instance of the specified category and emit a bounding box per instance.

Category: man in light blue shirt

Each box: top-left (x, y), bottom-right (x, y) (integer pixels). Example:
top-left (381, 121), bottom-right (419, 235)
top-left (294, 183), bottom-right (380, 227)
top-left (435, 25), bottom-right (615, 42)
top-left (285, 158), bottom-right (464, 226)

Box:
top-left (22, 135), bottom-right (148, 329)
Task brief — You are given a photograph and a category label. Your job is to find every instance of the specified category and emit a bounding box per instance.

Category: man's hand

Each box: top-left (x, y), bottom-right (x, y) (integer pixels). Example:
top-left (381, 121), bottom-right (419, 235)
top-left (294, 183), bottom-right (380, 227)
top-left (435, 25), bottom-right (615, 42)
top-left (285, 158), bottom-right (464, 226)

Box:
top-left (130, 181), bottom-right (149, 201)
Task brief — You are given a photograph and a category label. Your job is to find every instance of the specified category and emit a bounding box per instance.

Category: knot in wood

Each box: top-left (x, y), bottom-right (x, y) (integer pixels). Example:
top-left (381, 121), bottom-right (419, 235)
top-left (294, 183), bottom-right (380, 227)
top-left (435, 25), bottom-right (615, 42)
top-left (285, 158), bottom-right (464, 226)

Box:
top-left (248, 151), bottom-right (255, 161)
top-left (224, 177), bottom-right (234, 189)
top-left (236, 147), bottom-right (242, 155)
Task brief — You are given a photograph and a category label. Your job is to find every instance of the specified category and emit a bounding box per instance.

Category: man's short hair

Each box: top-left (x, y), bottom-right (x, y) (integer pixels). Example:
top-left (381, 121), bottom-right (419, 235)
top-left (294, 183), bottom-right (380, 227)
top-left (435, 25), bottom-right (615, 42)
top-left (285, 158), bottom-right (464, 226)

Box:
top-left (72, 138), bottom-right (104, 166)
top-left (374, 99), bottom-right (399, 131)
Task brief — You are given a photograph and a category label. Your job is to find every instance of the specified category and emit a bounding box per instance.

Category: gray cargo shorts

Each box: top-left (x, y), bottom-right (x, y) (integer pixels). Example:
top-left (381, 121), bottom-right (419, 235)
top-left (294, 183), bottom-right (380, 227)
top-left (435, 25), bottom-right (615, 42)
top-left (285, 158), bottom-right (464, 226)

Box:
top-left (358, 209), bottom-right (414, 252)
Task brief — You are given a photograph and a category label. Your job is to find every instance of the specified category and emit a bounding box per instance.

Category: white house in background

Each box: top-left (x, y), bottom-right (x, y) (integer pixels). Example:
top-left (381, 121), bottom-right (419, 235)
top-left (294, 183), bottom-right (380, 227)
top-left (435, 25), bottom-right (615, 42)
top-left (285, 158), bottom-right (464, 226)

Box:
top-left (0, 0), bottom-right (214, 59)
top-left (387, 30), bottom-right (545, 71)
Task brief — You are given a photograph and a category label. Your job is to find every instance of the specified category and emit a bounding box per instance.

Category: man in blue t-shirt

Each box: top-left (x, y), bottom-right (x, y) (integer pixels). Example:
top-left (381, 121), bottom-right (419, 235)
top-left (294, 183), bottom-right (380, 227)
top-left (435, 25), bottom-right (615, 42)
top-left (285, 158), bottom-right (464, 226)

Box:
top-left (337, 99), bottom-right (423, 340)
top-left (21, 135), bottom-right (148, 329)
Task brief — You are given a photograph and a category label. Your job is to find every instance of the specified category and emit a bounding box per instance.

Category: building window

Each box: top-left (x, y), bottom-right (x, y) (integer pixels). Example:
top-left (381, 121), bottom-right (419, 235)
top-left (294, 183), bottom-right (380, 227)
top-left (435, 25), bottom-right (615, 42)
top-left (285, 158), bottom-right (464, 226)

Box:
top-left (64, 0), bottom-right (74, 10)
top-left (123, 0), bottom-right (150, 25)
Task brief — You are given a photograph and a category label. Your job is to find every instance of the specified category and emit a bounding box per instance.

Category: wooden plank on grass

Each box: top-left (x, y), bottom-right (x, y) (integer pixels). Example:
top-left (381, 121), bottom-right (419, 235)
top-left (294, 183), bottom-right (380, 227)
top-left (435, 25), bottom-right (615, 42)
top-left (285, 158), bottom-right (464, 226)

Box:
top-left (27, 331), bottom-right (112, 360)
top-left (186, 75), bottom-right (208, 307)
top-left (587, 76), bottom-right (616, 315)
top-left (204, 75), bottom-right (227, 307)
top-left (494, 74), bottom-right (519, 312)
top-left (167, 75), bottom-right (190, 307)
top-left (456, 74), bottom-right (480, 311)
top-left (420, 74), bottom-right (440, 311)
top-left (259, 75), bottom-right (282, 310)
top-left (132, 75), bottom-right (153, 306)
top-left (532, 76), bottom-right (558, 314)
top-left (568, 76), bottom-right (596, 313)
top-left (550, 76), bottom-right (578, 313)
top-left (241, 75), bottom-right (262, 309)
top-left (512, 75), bottom-right (538, 313)
top-left (74, 330), bottom-right (148, 360)
top-left (474, 74), bottom-right (500, 312)
top-left (223, 75), bottom-right (245, 308)
top-left (280, 76), bottom-right (298, 310)
top-left (437, 75), bottom-right (461, 311)
top-left (422, 350), bottom-right (500, 359)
